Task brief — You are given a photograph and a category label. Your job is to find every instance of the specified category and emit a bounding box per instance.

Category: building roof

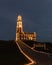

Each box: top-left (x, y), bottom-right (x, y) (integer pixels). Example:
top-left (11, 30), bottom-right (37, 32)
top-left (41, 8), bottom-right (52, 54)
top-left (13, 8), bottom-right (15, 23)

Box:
top-left (24, 32), bottom-right (34, 34)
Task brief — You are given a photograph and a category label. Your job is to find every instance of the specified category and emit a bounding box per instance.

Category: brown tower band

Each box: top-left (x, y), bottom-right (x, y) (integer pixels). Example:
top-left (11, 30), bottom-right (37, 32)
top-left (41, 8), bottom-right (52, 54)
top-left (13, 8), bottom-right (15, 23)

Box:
top-left (16, 15), bottom-right (36, 41)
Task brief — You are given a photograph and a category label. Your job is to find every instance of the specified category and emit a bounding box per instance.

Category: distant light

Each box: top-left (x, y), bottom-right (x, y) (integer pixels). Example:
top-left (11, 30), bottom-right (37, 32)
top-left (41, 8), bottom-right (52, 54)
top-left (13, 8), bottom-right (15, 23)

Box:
top-left (17, 15), bottom-right (22, 21)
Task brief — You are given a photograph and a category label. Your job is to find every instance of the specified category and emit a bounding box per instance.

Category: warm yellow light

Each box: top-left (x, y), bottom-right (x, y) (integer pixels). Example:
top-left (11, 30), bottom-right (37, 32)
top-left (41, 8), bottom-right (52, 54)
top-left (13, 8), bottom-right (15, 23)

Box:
top-left (17, 15), bottom-right (22, 21)
top-left (16, 40), bottom-right (36, 65)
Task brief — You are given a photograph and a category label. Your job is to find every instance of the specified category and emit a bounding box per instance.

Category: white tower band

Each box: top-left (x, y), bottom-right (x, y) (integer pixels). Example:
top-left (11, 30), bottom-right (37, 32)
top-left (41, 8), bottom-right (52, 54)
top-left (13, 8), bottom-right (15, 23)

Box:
top-left (16, 15), bottom-right (36, 41)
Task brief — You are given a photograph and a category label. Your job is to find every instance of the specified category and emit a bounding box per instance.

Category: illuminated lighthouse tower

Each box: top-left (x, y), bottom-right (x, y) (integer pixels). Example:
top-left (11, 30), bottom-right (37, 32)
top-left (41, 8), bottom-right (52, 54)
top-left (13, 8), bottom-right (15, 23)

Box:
top-left (16, 15), bottom-right (36, 41)
top-left (16, 15), bottom-right (23, 41)
top-left (16, 15), bottom-right (23, 33)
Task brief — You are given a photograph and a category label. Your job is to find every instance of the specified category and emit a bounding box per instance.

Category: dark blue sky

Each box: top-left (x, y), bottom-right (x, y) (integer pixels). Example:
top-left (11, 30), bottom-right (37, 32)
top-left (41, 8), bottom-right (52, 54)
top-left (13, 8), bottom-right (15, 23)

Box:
top-left (0, 0), bottom-right (52, 42)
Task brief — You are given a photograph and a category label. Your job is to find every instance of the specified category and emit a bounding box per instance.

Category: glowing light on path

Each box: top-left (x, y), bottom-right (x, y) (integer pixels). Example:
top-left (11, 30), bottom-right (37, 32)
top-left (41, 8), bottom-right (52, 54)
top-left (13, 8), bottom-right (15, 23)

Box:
top-left (16, 41), bottom-right (36, 65)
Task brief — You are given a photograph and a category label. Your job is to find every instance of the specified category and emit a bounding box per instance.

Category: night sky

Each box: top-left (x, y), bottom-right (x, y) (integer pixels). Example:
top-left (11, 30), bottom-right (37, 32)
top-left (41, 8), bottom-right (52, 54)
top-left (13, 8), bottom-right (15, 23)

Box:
top-left (0, 0), bottom-right (52, 42)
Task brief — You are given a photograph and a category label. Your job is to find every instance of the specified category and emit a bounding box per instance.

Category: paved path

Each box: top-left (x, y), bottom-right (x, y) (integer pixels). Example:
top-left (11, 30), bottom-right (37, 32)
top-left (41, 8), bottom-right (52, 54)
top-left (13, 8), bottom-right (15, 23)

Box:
top-left (16, 40), bottom-right (52, 65)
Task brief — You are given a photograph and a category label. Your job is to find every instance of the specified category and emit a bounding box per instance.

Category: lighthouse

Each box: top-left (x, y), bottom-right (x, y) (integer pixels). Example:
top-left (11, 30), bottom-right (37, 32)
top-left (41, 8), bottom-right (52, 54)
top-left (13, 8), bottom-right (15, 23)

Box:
top-left (16, 15), bottom-right (23, 33)
top-left (16, 15), bottom-right (24, 41)
top-left (16, 15), bottom-right (36, 41)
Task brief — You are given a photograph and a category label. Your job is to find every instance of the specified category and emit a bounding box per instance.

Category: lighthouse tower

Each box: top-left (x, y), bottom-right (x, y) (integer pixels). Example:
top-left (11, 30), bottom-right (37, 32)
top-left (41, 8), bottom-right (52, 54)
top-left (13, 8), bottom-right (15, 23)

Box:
top-left (16, 15), bottom-right (23, 33)
top-left (16, 15), bottom-right (23, 41)
top-left (16, 15), bottom-right (36, 41)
